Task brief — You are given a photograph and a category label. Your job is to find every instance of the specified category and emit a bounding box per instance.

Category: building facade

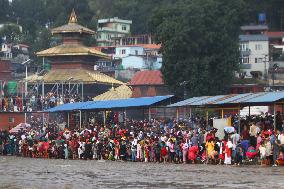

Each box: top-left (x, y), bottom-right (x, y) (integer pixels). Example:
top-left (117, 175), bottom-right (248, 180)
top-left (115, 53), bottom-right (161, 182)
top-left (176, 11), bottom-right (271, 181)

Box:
top-left (239, 34), bottom-right (269, 78)
top-left (96, 17), bottom-right (132, 47)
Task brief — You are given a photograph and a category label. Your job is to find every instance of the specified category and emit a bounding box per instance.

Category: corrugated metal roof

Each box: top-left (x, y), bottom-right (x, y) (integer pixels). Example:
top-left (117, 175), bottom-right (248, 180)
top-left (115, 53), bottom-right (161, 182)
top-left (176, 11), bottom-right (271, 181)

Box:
top-left (48, 101), bottom-right (94, 112)
top-left (47, 95), bottom-right (173, 112)
top-left (246, 91), bottom-right (284, 103)
top-left (168, 91), bottom-right (284, 108)
top-left (239, 34), bottom-right (268, 42)
top-left (84, 95), bottom-right (173, 110)
top-left (167, 96), bottom-right (208, 107)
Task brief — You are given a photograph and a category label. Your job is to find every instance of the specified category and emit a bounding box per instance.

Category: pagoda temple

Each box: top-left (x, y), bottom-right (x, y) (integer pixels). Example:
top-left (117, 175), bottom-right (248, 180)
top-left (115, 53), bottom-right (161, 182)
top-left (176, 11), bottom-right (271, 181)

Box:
top-left (26, 10), bottom-right (123, 98)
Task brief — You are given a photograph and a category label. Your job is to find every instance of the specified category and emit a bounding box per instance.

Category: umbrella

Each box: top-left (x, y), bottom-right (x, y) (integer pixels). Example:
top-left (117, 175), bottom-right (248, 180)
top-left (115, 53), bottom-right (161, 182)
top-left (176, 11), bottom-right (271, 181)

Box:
top-left (9, 123), bottom-right (31, 134)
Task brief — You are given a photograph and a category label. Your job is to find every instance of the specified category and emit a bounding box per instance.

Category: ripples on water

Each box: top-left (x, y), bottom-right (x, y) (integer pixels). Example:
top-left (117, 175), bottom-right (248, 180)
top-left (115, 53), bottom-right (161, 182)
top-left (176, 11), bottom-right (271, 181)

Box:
top-left (0, 156), bottom-right (283, 189)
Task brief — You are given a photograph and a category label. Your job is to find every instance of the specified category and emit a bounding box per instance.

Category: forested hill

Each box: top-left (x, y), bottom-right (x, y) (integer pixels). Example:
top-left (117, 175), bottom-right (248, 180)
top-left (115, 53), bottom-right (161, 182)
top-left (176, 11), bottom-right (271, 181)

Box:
top-left (0, 0), bottom-right (283, 44)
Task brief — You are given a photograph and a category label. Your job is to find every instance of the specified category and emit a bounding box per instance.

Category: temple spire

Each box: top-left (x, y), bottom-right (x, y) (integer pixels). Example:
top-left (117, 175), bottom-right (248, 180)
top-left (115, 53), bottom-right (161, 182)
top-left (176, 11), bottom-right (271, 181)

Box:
top-left (69, 9), bottom-right (78, 24)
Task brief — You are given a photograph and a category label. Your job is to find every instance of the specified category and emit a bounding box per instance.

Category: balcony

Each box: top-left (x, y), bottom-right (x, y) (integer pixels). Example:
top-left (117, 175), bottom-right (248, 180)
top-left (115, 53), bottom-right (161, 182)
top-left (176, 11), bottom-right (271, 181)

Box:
top-left (240, 64), bottom-right (251, 69)
top-left (240, 49), bottom-right (251, 56)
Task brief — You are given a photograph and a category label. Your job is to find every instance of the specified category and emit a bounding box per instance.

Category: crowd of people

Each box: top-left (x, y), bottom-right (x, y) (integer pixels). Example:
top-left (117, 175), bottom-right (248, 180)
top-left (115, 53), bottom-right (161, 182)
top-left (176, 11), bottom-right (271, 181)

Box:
top-left (0, 114), bottom-right (284, 166)
top-left (0, 90), bottom-right (82, 112)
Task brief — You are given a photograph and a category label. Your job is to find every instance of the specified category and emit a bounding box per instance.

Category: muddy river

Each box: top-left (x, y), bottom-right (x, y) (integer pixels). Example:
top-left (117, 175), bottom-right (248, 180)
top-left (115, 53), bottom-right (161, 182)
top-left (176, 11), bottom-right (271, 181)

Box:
top-left (0, 156), bottom-right (283, 189)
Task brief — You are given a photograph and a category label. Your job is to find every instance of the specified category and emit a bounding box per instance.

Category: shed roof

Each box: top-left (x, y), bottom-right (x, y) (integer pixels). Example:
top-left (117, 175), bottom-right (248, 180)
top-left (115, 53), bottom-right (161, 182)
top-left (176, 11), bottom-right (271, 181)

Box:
top-left (168, 91), bottom-right (284, 108)
top-left (48, 95), bottom-right (173, 112)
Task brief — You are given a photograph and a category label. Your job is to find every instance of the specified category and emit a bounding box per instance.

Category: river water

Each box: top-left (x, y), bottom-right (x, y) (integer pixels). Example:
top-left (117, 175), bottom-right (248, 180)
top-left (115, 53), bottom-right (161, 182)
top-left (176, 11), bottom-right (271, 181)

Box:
top-left (0, 156), bottom-right (283, 189)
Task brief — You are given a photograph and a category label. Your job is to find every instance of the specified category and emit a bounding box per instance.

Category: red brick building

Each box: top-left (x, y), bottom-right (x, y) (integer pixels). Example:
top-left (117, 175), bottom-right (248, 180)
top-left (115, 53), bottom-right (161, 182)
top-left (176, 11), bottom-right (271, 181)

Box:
top-left (128, 70), bottom-right (170, 97)
top-left (0, 112), bottom-right (25, 130)
top-left (0, 59), bottom-right (12, 82)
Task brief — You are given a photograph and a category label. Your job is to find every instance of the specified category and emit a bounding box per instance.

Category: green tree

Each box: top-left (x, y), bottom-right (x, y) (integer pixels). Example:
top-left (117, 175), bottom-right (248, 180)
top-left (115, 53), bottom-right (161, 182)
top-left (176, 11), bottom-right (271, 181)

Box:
top-left (0, 24), bottom-right (22, 43)
top-left (150, 0), bottom-right (246, 97)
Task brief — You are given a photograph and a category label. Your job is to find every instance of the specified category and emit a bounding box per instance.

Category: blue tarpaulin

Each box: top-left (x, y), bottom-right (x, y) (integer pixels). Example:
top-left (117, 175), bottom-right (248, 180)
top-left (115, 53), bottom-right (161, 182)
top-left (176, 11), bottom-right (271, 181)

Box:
top-left (47, 95), bottom-right (173, 112)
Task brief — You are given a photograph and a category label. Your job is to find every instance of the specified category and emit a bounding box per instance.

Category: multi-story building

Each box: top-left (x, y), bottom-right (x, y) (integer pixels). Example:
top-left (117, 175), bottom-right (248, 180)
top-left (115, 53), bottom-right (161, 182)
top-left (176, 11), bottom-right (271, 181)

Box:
top-left (239, 34), bottom-right (269, 78)
top-left (96, 17), bottom-right (132, 47)
top-left (113, 44), bottom-right (162, 70)
top-left (113, 34), bottom-right (153, 46)
top-left (266, 32), bottom-right (284, 60)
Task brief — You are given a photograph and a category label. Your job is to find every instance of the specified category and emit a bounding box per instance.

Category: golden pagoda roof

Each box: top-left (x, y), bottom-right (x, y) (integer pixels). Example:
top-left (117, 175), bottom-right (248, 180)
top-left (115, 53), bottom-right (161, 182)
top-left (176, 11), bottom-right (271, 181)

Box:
top-left (36, 44), bottom-right (110, 59)
top-left (93, 85), bottom-right (132, 101)
top-left (51, 10), bottom-right (95, 35)
top-left (25, 69), bottom-right (124, 85)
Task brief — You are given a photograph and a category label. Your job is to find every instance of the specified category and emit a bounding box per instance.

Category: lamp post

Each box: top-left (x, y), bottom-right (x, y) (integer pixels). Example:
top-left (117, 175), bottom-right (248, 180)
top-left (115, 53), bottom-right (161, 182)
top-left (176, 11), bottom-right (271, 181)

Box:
top-left (21, 59), bottom-right (31, 123)
top-left (179, 81), bottom-right (189, 100)
top-left (272, 63), bottom-right (279, 90)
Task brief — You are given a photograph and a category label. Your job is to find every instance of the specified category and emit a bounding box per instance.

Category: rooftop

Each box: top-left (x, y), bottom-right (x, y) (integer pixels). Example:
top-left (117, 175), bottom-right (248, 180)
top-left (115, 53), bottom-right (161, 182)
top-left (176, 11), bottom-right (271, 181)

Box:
top-left (93, 85), bottom-right (132, 100)
top-left (239, 34), bottom-right (268, 42)
top-left (25, 68), bottom-right (124, 85)
top-left (51, 9), bottom-right (95, 35)
top-left (129, 70), bottom-right (164, 86)
top-left (241, 25), bottom-right (268, 31)
top-left (98, 17), bottom-right (132, 24)
top-left (37, 44), bottom-right (110, 59)
top-left (265, 31), bottom-right (284, 38)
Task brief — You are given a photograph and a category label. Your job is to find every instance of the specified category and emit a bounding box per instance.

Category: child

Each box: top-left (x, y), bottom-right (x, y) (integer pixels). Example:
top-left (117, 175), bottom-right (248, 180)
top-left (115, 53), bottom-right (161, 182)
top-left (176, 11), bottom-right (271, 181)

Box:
top-left (160, 141), bottom-right (168, 163)
top-left (224, 140), bottom-right (233, 165)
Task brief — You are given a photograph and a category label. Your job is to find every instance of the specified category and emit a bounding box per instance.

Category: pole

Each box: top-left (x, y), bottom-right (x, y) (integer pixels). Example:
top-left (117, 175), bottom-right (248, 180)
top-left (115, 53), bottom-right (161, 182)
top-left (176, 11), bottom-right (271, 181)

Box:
top-left (206, 109), bottom-right (209, 127)
top-left (274, 103), bottom-right (276, 131)
top-left (221, 109), bottom-right (224, 119)
top-left (248, 106), bottom-right (251, 117)
top-left (25, 65), bottom-right (28, 96)
top-left (124, 108), bottom-right (127, 127)
top-left (81, 82), bottom-right (84, 101)
top-left (42, 81), bottom-right (45, 127)
top-left (103, 111), bottom-right (106, 126)
top-left (176, 108), bottom-right (179, 120)
top-left (79, 110), bottom-right (82, 131)
top-left (25, 65), bottom-right (28, 123)
top-left (67, 112), bottom-right (70, 128)
top-left (238, 106), bottom-right (241, 134)
top-left (148, 108), bottom-right (151, 121)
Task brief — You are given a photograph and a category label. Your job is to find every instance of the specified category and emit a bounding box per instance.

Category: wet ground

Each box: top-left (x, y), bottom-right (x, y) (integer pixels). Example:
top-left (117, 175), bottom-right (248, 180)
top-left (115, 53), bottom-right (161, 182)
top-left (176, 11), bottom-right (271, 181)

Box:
top-left (0, 156), bottom-right (284, 189)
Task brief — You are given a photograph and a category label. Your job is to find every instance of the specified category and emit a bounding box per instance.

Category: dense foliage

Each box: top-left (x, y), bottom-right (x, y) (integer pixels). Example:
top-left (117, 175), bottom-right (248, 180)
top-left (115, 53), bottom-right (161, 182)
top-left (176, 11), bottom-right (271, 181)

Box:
top-left (150, 0), bottom-right (246, 96)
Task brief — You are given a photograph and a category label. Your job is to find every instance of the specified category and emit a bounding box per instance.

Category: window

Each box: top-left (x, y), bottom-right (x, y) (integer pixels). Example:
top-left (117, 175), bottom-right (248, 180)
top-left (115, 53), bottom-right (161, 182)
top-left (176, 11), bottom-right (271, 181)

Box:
top-left (255, 44), bottom-right (262, 50)
top-left (135, 50), bottom-right (138, 55)
top-left (255, 58), bottom-right (263, 63)
top-left (242, 57), bottom-right (249, 63)
top-left (107, 34), bottom-right (112, 40)
top-left (121, 49), bottom-right (126, 54)
top-left (122, 25), bottom-right (127, 31)
top-left (8, 117), bottom-right (14, 123)
top-left (239, 43), bottom-right (249, 51)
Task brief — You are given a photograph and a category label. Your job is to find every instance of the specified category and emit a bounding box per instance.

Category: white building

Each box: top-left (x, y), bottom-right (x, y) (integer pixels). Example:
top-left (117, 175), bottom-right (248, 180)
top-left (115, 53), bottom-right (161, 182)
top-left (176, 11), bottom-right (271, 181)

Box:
top-left (239, 34), bottom-right (269, 78)
top-left (1, 43), bottom-right (12, 58)
top-left (96, 17), bottom-right (132, 47)
top-left (114, 46), bottom-right (144, 59)
top-left (113, 44), bottom-right (162, 70)
top-left (121, 55), bottom-right (162, 70)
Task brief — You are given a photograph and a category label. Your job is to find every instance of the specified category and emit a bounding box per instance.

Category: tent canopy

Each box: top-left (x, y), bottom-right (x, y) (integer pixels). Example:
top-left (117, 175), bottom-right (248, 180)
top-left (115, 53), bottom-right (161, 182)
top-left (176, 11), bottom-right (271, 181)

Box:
top-left (47, 95), bottom-right (174, 112)
top-left (168, 91), bottom-right (284, 108)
